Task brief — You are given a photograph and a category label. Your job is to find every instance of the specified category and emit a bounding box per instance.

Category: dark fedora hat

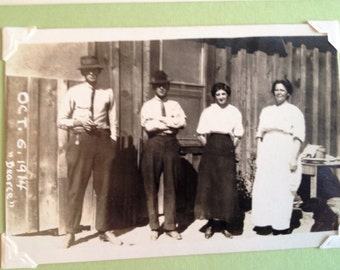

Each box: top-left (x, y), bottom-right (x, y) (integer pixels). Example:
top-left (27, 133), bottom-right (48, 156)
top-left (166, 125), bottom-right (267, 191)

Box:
top-left (78, 55), bottom-right (103, 70)
top-left (150, 70), bottom-right (171, 84)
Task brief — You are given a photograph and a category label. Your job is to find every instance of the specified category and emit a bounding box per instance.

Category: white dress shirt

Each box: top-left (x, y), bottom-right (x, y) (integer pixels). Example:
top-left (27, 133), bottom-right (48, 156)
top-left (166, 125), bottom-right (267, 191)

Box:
top-left (58, 82), bottom-right (118, 141)
top-left (140, 96), bottom-right (186, 134)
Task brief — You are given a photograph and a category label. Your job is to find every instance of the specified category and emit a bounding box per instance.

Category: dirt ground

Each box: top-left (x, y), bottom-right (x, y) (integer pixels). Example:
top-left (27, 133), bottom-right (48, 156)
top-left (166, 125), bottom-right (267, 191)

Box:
top-left (4, 209), bottom-right (335, 269)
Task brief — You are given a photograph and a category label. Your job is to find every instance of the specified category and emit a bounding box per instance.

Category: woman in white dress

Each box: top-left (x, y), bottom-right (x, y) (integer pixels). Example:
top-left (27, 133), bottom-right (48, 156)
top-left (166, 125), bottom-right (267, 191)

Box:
top-left (251, 79), bottom-right (305, 235)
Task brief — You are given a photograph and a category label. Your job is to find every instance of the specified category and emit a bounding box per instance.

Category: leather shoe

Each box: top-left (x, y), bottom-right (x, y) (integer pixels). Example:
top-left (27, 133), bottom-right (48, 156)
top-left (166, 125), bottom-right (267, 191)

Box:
top-left (99, 231), bottom-right (123, 246)
top-left (62, 233), bottom-right (75, 248)
top-left (150, 230), bottom-right (159, 241)
top-left (204, 226), bottom-right (214, 239)
top-left (221, 230), bottom-right (233, 239)
top-left (253, 226), bottom-right (272, 235)
top-left (273, 228), bottom-right (292, 235)
top-left (166, 230), bottom-right (182, 240)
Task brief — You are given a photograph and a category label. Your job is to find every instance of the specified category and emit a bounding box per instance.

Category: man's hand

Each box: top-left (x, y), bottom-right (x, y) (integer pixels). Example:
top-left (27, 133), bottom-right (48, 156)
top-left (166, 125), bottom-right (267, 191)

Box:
top-left (74, 118), bottom-right (97, 131)
top-left (289, 159), bottom-right (298, 172)
top-left (233, 137), bottom-right (240, 148)
top-left (161, 116), bottom-right (184, 129)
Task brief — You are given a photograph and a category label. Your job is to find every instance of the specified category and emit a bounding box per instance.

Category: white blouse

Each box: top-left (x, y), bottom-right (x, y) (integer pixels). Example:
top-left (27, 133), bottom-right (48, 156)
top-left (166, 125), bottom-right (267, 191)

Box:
top-left (196, 103), bottom-right (244, 137)
top-left (256, 102), bottom-right (305, 142)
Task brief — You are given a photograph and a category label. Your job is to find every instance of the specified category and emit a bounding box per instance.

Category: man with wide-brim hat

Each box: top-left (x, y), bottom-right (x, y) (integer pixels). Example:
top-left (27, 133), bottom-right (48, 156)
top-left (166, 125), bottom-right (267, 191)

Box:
top-left (58, 55), bottom-right (122, 248)
top-left (77, 55), bottom-right (104, 70)
top-left (140, 70), bottom-right (187, 241)
top-left (149, 70), bottom-right (171, 85)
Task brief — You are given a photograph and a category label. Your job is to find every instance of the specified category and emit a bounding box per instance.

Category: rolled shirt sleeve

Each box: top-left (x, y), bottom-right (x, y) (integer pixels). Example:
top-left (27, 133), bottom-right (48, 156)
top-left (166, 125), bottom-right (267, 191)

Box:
top-left (108, 90), bottom-right (118, 141)
top-left (57, 90), bottom-right (76, 129)
top-left (291, 107), bottom-right (305, 143)
top-left (233, 109), bottom-right (244, 138)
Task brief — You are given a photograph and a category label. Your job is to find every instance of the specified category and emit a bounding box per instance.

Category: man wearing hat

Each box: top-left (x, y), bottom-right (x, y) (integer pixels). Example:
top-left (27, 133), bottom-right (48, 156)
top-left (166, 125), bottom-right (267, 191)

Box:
top-left (58, 55), bottom-right (122, 248)
top-left (140, 70), bottom-right (187, 240)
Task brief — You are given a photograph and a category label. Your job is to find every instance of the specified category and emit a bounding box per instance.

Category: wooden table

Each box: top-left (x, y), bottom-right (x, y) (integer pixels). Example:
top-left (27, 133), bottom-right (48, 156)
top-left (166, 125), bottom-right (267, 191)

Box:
top-left (302, 161), bottom-right (340, 198)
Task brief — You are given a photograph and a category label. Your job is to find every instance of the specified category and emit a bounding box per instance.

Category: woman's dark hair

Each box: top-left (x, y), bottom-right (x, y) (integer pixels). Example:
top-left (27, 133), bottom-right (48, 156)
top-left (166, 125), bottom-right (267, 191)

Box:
top-left (271, 79), bottom-right (294, 95)
top-left (211, 82), bottom-right (231, 97)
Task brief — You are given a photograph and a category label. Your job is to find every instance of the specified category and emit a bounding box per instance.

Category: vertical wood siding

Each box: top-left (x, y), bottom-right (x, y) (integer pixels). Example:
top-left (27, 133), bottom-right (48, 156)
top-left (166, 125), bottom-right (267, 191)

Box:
top-left (6, 77), bottom-right (59, 235)
top-left (27, 78), bottom-right (39, 233)
top-left (38, 79), bottom-right (59, 231)
top-left (6, 77), bottom-right (29, 234)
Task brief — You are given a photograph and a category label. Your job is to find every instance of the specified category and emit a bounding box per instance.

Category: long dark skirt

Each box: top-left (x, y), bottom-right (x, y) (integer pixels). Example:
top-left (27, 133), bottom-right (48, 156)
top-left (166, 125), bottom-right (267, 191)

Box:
top-left (194, 133), bottom-right (242, 224)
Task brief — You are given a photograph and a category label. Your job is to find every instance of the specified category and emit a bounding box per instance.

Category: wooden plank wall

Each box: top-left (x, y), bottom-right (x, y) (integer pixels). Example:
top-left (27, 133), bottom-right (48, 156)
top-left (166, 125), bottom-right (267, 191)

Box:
top-left (6, 77), bottom-right (59, 235)
top-left (27, 78), bottom-right (39, 233)
top-left (6, 77), bottom-right (29, 235)
top-left (56, 79), bottom-right (68, 235)
top-left (111, 41), bottom-right (147, 227)
top-left (38, 79), bottom-right (59, 231)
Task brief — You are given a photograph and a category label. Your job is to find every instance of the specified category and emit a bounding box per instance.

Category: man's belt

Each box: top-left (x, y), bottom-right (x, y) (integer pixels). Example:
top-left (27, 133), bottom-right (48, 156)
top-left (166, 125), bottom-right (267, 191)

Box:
top-left (73, 127), bottom-right (110, 136)
top-left (148, 131), bottom-right (177, 138)
top-left (157, 132), bottom-right (176, 136)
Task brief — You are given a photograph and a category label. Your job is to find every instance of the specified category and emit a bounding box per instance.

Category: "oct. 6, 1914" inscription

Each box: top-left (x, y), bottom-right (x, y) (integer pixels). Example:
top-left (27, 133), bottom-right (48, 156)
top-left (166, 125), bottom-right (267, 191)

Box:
top-left (5, 91), bottom-right (29, 208)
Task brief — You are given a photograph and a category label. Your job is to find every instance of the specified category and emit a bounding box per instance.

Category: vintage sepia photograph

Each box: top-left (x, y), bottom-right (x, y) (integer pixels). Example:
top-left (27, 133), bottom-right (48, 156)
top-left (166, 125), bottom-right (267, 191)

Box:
top-left (2, 23), bottom-right (340, 268)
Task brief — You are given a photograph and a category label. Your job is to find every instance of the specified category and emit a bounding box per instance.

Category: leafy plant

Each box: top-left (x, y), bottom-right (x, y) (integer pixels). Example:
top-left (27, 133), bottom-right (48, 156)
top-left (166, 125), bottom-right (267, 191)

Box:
top-left (236, 151), bottom-right (256, 211)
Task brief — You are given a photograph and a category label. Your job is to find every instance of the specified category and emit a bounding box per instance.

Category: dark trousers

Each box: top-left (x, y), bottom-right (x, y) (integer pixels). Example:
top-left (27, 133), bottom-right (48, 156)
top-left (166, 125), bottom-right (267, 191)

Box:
top-left (65, 130), bottom-right (116, 233)
top-left (141, 135), bottom-right (180, 231)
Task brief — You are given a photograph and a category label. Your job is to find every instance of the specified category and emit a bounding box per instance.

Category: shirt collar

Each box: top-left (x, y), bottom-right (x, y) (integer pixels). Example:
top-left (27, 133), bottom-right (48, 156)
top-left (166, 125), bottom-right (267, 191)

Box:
top-left (212, 103), bottom-right (229, 109)
top-left (154, 96), bottom-right (168, 102)
top-left (85, 81), bottom-right (97, 90)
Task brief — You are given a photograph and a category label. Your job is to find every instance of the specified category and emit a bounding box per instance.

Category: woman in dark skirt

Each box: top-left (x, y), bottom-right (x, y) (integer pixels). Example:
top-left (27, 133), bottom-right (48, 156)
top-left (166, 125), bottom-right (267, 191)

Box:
top-left (194, 82), bottom-right (245, 239)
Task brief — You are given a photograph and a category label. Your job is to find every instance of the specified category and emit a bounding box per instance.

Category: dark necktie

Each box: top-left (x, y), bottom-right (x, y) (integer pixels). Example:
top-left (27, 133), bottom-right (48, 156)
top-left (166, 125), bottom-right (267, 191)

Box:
top-left (90, 86), bottom-right (95, 120)
top-left (161, 100), bottom-right (166, 117)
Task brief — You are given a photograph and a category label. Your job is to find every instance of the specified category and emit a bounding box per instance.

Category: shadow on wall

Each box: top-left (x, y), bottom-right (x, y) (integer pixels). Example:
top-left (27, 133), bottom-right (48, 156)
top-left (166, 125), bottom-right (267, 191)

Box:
top-left (176, 158), bottom-right (198, 232)
top-left (109, 136), bottom-right (148, 230)
top-left (108, 141), bottom-right (201, 232)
